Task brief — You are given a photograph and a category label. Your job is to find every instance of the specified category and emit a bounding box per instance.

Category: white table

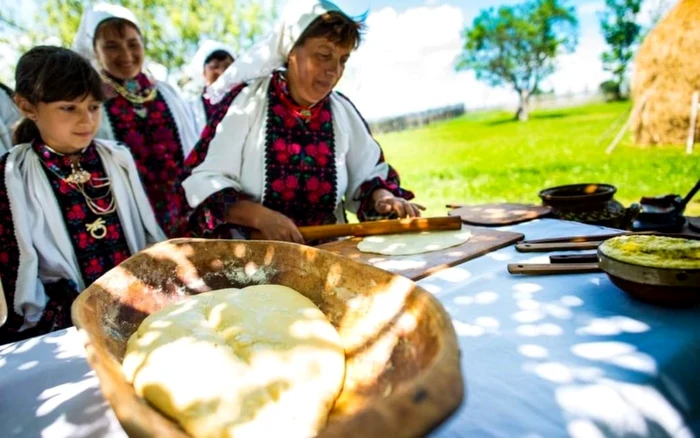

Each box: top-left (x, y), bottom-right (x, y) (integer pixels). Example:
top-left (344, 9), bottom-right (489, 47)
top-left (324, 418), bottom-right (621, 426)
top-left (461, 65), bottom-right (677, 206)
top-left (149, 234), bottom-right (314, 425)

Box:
top-left (1, 220), bottom-right (699, 438)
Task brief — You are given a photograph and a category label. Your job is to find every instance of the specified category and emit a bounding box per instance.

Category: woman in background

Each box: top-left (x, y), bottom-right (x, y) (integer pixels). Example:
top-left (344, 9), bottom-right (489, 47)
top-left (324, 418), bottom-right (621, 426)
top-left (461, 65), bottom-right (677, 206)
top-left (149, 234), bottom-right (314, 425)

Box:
top-left (73, 3), bottom-right (198, 237)
top-left (188, 40), bottom-right (236, 135)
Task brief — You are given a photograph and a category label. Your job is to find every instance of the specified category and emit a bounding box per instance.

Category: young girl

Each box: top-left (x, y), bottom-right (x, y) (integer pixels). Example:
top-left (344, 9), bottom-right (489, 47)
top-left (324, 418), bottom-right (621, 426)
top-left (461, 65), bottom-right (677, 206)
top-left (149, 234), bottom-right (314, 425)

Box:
top-left (0, 46), bottom-right (165, 344)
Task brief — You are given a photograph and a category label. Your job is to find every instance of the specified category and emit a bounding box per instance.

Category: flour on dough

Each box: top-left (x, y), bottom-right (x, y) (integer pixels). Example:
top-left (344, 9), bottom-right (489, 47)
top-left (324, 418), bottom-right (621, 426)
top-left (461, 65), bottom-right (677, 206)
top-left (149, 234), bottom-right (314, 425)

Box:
top-left (122, 285), bottom-right (345, 438)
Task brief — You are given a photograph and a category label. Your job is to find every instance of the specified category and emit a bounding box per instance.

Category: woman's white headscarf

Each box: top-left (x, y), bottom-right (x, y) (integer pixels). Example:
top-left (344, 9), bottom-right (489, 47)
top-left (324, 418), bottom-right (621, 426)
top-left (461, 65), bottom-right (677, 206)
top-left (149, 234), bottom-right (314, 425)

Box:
top-left (206, 0), bottom-right (344, 104)
top-left (72, 3), bottom-right (140, 63)
top-left (188, 40), bottom-right (236, 78)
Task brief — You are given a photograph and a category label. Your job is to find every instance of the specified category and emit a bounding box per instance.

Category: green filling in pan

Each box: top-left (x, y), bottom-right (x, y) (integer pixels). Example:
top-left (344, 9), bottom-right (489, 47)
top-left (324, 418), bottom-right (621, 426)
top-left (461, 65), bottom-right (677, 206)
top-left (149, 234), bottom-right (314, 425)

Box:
top-left (600, 235), bottom-right (700, 269)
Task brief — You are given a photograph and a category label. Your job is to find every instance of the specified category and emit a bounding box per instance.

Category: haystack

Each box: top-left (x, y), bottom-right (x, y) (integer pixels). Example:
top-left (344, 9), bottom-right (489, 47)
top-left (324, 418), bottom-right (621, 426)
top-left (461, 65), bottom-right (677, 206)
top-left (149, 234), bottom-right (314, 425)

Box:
top-left (631, 0), bottom-right (700, 145)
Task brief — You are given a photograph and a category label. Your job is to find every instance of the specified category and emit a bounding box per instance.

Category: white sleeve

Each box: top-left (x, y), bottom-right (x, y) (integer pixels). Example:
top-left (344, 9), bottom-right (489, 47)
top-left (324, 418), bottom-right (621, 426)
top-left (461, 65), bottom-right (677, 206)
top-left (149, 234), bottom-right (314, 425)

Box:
top-left (189, 97), bottom-right (206, 138)
top-left (182, 83), bottom-right (262, 208)
top-left (332, 94), bottom-right (393, 214)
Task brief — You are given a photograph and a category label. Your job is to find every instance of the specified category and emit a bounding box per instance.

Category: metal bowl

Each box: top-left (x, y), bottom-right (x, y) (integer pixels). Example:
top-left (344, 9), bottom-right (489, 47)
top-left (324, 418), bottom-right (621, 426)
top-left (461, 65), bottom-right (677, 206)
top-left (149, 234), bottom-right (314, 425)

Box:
top-left (539, 183), bottom-right (627, 228)
top-left (597, 235), bottom-right (700, 307)
top-left (539, 183), bottom-right (617, 206)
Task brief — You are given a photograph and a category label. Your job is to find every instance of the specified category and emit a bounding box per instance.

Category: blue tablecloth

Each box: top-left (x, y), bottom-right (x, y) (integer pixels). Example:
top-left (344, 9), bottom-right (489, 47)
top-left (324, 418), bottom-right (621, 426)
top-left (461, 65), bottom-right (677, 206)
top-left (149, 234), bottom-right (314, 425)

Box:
top-left (1, 219), bottom-right (698, 437)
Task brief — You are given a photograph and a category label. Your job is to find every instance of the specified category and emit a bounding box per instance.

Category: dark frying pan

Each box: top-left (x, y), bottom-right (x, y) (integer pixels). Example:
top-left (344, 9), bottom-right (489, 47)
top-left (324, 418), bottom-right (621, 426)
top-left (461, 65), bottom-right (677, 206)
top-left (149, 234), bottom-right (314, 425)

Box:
top-left (508, 234), bottom-right (700, 307)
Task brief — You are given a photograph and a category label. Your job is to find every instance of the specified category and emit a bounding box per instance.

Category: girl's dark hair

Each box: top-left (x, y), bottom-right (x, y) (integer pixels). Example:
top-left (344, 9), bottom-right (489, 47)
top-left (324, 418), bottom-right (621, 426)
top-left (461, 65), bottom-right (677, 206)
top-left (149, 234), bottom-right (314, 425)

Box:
top-left (204, 50), bottom-right (234, 66)
top-left (294, 10), bottom-right (365, 51)
top-left (13, 46), bottom-right (105, 145)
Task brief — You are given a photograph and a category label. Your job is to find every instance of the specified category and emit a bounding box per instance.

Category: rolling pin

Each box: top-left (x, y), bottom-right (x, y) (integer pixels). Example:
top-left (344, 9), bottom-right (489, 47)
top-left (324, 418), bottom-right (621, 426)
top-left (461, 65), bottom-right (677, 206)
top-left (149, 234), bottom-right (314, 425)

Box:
top-left (297, 216), bottom-right (462, 241)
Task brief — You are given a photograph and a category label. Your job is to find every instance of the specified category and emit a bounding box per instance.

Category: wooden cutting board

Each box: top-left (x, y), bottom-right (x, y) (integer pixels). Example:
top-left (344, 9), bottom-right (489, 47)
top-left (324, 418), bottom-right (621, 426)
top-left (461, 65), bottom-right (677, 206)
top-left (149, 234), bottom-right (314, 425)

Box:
top-left (316, 225), bottom-right (524, 280)
top-left (448, 203), bottom-right (552, 226)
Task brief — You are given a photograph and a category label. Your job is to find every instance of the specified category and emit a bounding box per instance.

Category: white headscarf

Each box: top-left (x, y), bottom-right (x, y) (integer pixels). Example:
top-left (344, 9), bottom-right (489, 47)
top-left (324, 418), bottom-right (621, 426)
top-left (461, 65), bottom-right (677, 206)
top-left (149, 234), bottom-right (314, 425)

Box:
top-left (206, 0), bottom-right (343, 104)
top-left (188, 40), bottom-right (236, 78)
top-left (72, 3), bottom-right (140, 63)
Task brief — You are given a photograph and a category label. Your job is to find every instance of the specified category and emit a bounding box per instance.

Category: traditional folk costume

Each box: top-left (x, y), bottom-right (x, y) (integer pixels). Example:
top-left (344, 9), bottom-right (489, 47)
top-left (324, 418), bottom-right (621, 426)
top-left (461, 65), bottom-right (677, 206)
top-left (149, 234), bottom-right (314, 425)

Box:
top-left (0, 84), bottom-right (21, 154)
top-left (73, 4), bottom-right (198, 237)
top-left (183, 0), bottom-right (413, 239)
top-left (188, 40), bottom-right (236, 136)
top-left (0, 140), bottom-right (165, 344)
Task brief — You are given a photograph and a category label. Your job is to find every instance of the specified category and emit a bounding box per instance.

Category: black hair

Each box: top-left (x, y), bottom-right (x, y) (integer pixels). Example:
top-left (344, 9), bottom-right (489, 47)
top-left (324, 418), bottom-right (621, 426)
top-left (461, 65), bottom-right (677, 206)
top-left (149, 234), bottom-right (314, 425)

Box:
top-left (204, 49), bottom-right (234, 66)
top-left (294, 10), bottom-right (365, 51)
top-left (13, 46), bottom-right (105, 145)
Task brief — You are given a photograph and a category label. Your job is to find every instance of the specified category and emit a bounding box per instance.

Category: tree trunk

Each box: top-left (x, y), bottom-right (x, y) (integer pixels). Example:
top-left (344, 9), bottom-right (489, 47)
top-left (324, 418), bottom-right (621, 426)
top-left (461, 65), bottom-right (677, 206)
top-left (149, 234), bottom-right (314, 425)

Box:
top-left (515, 89), bottom-right (530, 121)
top-left (616, 72), bottom-right (625, 100)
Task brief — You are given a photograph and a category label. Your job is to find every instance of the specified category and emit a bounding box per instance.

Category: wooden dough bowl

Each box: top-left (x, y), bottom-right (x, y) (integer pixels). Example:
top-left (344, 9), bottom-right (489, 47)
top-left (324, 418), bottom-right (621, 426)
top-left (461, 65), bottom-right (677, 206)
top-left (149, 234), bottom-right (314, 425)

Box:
top-left (71, 239), bottom-right (464, 437)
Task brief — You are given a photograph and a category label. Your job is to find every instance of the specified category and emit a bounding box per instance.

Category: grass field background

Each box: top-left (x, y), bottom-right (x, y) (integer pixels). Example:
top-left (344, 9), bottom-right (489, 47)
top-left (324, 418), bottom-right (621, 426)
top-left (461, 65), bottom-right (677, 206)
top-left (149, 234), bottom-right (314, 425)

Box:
top-left (375, 101), bottom-right (700, 218)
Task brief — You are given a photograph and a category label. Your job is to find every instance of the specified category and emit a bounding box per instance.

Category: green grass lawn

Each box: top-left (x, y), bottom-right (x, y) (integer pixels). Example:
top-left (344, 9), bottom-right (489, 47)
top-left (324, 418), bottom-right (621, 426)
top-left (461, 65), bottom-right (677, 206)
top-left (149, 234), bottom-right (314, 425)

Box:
top-left (375, 101), bottom-right (700, 218)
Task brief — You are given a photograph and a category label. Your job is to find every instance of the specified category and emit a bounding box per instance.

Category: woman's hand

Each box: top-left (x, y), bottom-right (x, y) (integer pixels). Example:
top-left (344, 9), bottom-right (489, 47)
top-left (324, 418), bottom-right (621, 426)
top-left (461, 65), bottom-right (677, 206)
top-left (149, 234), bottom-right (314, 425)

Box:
top-left (226, 201), bottom-right (305, 243)
top-left (251, 209), bottom-right (305, 244)
top-left (372, 189), bottom-right (425, 218)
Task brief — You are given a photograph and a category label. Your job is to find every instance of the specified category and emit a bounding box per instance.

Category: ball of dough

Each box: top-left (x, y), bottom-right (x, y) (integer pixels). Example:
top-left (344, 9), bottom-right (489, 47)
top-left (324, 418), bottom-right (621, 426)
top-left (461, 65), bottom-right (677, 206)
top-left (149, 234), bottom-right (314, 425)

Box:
top-left (123, 285), bottom-right (345, 438)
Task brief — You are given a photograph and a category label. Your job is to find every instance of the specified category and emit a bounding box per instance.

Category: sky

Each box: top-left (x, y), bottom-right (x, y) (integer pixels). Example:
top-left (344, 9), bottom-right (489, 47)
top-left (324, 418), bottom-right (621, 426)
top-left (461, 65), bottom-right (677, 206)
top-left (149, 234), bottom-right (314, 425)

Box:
top-left (0, 0), bottom-right (673, 120)
top-left (326, 0), bottom-right (672, 119)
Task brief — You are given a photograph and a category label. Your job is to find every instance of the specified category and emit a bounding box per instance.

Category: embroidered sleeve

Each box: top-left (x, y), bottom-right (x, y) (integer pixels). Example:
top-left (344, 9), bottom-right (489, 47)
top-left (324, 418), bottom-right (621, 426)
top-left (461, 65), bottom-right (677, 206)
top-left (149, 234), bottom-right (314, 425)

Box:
top-left (184, 83), bottom-right (248, 173)
top-left (155, 80), bottom-right (198, 159)
top-left (182, 84), bottom-right (254, 210)
top-left (355, 157), bottom-right (415, 222)
top-left (335, 93), bottom-right (415, 222)
top-left (185, 187), bottom-right (252, 239)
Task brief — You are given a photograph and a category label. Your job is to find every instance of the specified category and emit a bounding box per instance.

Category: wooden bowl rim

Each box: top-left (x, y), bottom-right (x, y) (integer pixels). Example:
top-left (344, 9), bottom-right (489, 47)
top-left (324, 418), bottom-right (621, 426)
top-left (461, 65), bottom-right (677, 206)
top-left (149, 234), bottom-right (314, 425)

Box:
top-left (71, 239), bottom-right (465, 437)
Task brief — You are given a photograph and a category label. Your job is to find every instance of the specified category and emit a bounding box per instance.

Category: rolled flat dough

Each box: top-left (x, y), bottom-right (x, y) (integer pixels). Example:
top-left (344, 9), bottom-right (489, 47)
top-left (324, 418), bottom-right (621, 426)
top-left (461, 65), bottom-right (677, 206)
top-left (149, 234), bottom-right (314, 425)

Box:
top-left (357, 229), bottom-right (472, 256)
top-left (123, 285), bottom-right (345, 438)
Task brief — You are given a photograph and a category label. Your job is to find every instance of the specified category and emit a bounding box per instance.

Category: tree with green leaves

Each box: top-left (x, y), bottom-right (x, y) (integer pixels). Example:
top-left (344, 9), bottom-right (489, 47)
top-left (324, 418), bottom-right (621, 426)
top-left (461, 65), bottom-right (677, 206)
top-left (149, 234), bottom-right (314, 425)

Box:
top-left (456, 0), bottom-right (578, 121)
top-left (0, 0), bottom-right (277, 81)
top-left (599, 0), bottom-right (643, 100)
